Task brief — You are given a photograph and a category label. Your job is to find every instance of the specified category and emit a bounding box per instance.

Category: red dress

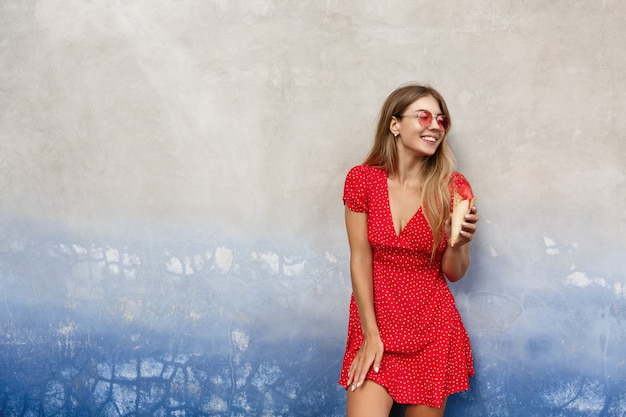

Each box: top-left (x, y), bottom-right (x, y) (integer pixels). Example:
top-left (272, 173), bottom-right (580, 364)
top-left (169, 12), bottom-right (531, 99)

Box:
top-left (338, 165), bottom-right (474, 407)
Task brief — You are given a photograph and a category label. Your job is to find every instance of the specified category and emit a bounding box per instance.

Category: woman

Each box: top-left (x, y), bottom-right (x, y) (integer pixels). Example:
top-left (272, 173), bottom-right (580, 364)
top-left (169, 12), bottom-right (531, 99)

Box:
top-left (339, 84), bottom-right (479, 417)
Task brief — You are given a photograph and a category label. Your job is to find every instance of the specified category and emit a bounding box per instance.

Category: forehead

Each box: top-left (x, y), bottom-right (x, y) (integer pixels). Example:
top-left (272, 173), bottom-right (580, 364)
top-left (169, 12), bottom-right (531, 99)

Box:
top-left (405, 95), bottom-right (442, 113)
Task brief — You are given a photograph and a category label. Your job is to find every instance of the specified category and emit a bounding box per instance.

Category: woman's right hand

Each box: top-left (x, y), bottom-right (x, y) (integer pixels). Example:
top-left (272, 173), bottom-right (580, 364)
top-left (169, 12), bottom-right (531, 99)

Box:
top-left (346, 334), bottom-right (384, 391)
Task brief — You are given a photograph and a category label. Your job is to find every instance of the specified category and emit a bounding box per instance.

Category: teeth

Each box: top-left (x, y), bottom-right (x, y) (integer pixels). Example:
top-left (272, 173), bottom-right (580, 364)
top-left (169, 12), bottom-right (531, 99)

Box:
top-left (422, 136), bottom-right (436, 143)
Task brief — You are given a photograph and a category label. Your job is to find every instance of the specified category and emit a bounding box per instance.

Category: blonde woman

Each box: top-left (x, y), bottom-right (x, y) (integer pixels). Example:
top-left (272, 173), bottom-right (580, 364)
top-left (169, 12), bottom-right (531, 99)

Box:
top-left (339, 84), bottom-right (479, 417)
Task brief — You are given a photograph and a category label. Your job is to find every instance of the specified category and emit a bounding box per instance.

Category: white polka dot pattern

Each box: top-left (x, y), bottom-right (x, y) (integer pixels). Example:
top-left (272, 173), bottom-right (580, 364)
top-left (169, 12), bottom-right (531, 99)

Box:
top-left (339, 165), bottom-right (475, 407)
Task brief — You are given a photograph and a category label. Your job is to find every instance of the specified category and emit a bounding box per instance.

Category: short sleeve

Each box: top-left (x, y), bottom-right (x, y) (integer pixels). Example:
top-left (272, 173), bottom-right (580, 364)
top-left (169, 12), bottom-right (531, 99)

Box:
top-left (343, 165), bottom-right (369, 213)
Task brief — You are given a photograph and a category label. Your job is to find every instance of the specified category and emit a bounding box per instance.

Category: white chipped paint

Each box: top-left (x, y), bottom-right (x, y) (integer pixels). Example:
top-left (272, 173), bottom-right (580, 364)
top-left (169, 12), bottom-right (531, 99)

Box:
top-left (283, 257), bottom-right (305, 276)
top-left (139, 358), bottom-right (163, 378)
top-left (564, 271), bottom-right (609, 289)
top-left (72, 244), bottom-right (87, 255)
top-left (165, 256), bottom-right (195, 275)
top-left (251, 251), bottom-right (279, 275)
top-left (205, 394), bottom-right (228, 412)
top-left (183, 257), bottom-right (194, 275)
top-left (165, 256), bottom-right (183, 274)
top-left (564, 271), bottom-right (593, 287)
top-left (97, 362), bottom-right (112, 380)
top-left (59, 244), bottom-right (73, 256)
top-left (111, 383), bottom-right (135, 415)
top-left (325, 251), bottom-right (338, 263)
top-left (214, 246), bottom-right (233, 273)
top-left (122, 252), bottom-right (140, 266)
top-left (115, 360), bottom-right (138, 380)
top-left (105, 247), bottom-right (119, 263)
top-left (251, 363), bottom-right (282, 389)
top-left (90, 246), bottom-right (104, 259)
top-left (236, 362), bottom-right (252, 388)
top-left (93, 381), bottom-right (109, 404)
top-left (544, 235), bottom-right (560, 255)
top-left (231, 328), bottom-right (250, 351)
top-left (57, 320), bottom-right (75, 336)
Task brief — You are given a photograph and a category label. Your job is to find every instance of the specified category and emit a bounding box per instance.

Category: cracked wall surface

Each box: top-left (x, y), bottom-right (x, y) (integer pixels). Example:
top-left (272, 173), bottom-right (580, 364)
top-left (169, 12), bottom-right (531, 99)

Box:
top-left (1, 0), bottom-right (626, 416)
top-left (0, 226), bottom-right (348, 416)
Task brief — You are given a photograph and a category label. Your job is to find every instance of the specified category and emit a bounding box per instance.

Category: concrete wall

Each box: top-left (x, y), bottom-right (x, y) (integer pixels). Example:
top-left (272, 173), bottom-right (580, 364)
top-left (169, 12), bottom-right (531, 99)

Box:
top-left (1, 1), bottom-right (625, 415)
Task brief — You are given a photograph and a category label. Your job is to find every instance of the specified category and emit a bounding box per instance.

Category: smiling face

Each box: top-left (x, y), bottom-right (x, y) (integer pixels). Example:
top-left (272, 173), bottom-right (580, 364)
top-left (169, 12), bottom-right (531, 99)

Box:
top-left (390, 95), bottom-right (447, 159)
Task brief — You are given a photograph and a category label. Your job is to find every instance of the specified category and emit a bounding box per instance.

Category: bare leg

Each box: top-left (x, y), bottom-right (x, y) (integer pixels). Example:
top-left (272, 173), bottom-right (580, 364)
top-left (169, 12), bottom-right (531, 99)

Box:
top-left (404, 398), bottom-right (447, 417)
top-left (346, 380), bottom-right (394, 417)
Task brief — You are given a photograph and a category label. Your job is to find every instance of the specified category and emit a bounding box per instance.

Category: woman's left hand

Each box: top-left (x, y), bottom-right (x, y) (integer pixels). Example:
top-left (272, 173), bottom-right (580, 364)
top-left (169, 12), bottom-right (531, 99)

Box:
top-left (446, 205), bottom-right (479, 247)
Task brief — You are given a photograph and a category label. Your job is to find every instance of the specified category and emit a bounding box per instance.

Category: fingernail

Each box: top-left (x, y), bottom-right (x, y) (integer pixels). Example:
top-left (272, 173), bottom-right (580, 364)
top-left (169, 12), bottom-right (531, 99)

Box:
top-left (351, 385), bottom-right (355, 392)
top-left (356, 382), bottom-right (362, 388)
top-left (374, 366), bottom-right (380, 373)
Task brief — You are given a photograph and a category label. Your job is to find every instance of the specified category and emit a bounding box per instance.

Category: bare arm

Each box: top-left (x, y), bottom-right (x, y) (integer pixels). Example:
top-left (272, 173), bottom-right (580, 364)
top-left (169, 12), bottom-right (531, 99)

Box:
top-left (344, 206), bottom-right (383, 390)
top-left (442, 205), bottom-right (479, 282)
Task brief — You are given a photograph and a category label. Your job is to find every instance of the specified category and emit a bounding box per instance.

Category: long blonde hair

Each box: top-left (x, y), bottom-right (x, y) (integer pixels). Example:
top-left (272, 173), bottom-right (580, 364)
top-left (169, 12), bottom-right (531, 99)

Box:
top-left (364, 84), bottom-right (457, 254)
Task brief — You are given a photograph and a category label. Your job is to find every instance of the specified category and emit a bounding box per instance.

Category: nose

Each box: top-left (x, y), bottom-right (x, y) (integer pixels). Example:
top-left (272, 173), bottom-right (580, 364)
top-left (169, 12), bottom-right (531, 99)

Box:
top-left (429, 116), bottom-right (441, 130)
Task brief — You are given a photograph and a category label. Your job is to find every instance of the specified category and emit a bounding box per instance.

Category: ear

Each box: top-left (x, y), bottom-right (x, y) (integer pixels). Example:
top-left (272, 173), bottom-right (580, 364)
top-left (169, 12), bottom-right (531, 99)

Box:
top-left (389, 116), bottom-right (400, 137)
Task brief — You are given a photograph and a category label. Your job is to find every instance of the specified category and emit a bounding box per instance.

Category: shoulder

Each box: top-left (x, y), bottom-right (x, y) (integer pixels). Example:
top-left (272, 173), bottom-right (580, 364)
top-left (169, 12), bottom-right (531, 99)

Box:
top-left (346, 164), bottom-right (386, 181)
top-left (343, 165), bottom-right (386, 213)
top-left (450, 171), bottom-right (470, 186)
top-left (449, 172), bottom-right (474, 198)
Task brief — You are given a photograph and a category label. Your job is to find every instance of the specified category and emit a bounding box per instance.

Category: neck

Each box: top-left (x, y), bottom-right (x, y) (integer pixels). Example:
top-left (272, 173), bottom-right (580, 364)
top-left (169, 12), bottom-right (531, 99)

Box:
top-left (392, 153), bottom-right (427, 185)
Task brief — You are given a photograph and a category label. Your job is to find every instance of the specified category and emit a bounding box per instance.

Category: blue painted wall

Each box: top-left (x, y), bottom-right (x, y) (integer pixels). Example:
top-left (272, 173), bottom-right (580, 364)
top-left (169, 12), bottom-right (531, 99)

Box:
top-left (1, 1), bottom-right (625, 416)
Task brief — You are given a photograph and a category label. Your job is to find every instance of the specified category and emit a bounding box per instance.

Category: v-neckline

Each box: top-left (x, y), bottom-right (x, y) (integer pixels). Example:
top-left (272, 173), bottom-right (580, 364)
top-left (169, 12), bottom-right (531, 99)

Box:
top-left (385, 178), bottom-right (423, 238)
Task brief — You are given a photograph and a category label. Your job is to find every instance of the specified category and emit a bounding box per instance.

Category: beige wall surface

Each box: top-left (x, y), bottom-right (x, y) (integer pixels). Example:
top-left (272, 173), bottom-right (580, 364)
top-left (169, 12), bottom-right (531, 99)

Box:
top-left (3, 1), bottom-right (623, 244)
top-left (1, 1), bottom-right (625, 415)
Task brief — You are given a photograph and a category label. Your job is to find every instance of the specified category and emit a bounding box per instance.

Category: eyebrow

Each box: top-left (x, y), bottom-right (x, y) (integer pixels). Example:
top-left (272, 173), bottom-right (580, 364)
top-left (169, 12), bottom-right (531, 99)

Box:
top-left (410, 109), bottom-right (445, 116)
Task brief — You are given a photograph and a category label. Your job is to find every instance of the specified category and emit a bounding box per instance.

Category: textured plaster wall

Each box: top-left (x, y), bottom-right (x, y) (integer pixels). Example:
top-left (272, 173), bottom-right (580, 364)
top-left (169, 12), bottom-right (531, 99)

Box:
top-left (1, 1), bottom-right (625, 416)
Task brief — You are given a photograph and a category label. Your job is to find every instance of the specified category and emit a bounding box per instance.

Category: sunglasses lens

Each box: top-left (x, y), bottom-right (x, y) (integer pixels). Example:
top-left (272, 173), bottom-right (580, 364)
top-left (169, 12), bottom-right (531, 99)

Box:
top-left (437, 115), bottom-right (450, 130)
top-left (417, 111), bottom-right (432, 127)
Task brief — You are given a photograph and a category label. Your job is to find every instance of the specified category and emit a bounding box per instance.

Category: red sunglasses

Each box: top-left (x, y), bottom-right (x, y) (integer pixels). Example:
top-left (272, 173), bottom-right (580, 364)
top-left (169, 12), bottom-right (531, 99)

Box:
top-left (397, 110), bottom-right (450, 131)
